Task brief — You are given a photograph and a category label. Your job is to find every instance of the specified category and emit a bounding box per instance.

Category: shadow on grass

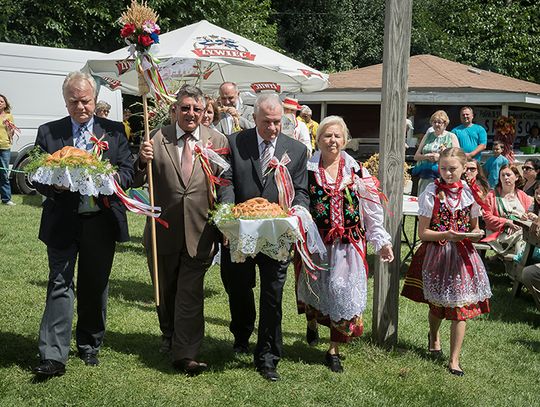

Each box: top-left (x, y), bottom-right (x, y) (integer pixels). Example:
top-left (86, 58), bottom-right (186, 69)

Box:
top-left (0, 331), bottom-right (36, 370)
top-left (513, 339), bottom-right (540, 353)
top-left (116, 236), bottom-right (145, 255)
top-left (104, 331), bottom-right (256, 373)
top-left (487, 274), bottom-right (540, 327)
top-left (110, 279), bottom-right (220, 307)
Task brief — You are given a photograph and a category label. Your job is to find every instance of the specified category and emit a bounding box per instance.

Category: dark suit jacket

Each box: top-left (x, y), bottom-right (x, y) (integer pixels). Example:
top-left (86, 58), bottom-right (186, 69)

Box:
top-left (220, 128), bottom-right (309, 209)
top-left (34, 115), bottom-right (134, 249)
top-left (132, 124), bottom-right (229, 259)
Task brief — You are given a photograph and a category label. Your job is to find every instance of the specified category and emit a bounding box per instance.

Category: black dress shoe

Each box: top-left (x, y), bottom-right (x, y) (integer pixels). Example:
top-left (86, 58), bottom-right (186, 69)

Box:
top-left (448, 366), bottom-right (465, 377)
top-left (233, 342), bottom-right (250, 354)
top-left (306, 325), bottom-right (319, 346)
top-left (258, 367), bottom-right (280, 382)
top-left (325, 352), bottom-right (343, 373)
top-left (173, 358), bottom-right (208, 376)
top-left (80, 353), bottom-right (99, 366)
top-left (33, 360), bottom-right (66, 377)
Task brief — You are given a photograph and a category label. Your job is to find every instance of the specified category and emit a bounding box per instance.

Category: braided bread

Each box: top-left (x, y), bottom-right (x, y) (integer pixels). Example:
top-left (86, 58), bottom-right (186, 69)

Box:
top-left (231, 197), bottom-right (286, 219)
top-left (46, 146), bottom-right (98, 165)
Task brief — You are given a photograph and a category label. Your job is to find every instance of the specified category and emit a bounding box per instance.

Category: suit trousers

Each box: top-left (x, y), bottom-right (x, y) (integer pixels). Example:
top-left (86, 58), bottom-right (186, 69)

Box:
top-left (150, 250), bottom-right (211, 361)
top-left (227, 252), bottom-right (288, 370)
top-left (38, 212), bottom-right (116, 363)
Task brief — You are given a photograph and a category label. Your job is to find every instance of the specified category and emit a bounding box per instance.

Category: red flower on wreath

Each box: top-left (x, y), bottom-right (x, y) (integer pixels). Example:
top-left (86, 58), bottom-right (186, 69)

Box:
top-left (120, 23), bottom-right (136, 38)
top-left (138, 34), bottom-right (154, 47)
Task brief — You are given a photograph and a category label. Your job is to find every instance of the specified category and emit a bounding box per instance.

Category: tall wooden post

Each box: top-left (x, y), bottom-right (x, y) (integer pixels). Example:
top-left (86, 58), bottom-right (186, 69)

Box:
top-left (372, 0), bottom-right (413, 348)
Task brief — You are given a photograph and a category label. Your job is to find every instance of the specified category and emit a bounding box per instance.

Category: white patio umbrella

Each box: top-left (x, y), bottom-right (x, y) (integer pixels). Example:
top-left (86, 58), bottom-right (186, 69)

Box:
top-left (83, 20), bottom-right (329, 96)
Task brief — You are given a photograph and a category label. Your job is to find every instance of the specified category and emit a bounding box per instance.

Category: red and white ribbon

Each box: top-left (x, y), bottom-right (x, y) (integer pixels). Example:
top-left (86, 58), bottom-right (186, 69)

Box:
top-left (289, 205), bottom-right (327, 279)
top-left (3, 119), bottom-right (20, 140)
top-left (90, 135), bottom-right (109, 159)
top-left (267, 153), bottom-right (295, 210)
top-left (194, 142), bottom-right (231, 202)
top-left (110, 176), bottom-right (168, 228)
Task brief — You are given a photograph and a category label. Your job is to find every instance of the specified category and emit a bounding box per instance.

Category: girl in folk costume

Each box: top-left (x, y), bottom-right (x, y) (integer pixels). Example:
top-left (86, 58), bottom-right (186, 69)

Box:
top-left (402, 147), bottom-right (492, 377)
top-left (295, 116), bottom-right (394, 373)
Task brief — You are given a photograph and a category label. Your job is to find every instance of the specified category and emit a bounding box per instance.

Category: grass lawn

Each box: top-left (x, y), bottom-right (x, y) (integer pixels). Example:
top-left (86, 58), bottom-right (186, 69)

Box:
top-left (0, 195), bottom-right (538, 406)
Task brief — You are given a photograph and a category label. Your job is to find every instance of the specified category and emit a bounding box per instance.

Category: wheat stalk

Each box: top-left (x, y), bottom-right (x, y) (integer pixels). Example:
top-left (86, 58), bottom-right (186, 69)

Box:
top-left (119, 0), bottom-right (159, 26)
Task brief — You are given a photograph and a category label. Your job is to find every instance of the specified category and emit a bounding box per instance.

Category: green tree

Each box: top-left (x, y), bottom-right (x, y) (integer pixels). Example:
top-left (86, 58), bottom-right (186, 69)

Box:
top-left (412, 0), bottom-right (540, 83)
top-left (0, 0), bottom-right (278, 52)
top-left (273, 0), bottom-right (540, 83)
top-left (271, 0), bottom-right (385, 72)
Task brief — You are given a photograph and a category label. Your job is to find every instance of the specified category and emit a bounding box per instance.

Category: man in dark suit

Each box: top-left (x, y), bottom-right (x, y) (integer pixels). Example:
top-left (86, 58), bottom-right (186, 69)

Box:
top-left (219, 93), bottom-right (309, 381)
top-left (32, 71), bottom-right (133, 377)
top-left (133, 85), bottom-right (229, 374)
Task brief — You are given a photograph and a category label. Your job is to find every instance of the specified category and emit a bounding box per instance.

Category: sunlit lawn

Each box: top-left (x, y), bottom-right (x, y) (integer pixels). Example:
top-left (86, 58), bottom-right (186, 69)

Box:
top-left (0, 195), bottom-right (538, 406)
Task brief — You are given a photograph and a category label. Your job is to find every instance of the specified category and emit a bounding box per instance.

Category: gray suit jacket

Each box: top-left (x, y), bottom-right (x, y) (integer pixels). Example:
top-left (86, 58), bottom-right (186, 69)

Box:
top-left (220, 128), bottom-right (309, 209)
top-left (215, 104), bottom-right (255, 135)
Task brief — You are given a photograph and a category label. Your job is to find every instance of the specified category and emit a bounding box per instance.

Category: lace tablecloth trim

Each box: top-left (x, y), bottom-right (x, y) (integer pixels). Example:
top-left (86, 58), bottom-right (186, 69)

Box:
top-left (29, 166), bottom-right (115, 196)
top-left (217, 217), bottom-right (302, 262)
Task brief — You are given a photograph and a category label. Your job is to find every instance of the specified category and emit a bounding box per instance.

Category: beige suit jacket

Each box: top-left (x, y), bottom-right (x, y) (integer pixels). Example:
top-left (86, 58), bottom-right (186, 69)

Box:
top-left (133, 124), bottom-right (229, 259)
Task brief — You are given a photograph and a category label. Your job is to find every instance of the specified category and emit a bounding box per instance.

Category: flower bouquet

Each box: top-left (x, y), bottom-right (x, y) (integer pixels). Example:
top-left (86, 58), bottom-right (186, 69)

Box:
top-left (212, 198), bottom-right (302, 263)
top-left (119, 0), bottom-right (174, 103)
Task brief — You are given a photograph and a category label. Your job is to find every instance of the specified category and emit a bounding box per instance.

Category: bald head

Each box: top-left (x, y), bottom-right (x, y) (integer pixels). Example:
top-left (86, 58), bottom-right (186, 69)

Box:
top-left (219, 82), bottom-right (239, 107)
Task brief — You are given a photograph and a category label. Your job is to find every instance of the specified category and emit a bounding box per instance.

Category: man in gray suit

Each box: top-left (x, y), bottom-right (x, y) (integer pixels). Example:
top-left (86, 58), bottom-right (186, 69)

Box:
top-left (219, 93), bottom-right (309, 382)
top-left (215, 82), bottom-right (255, 135)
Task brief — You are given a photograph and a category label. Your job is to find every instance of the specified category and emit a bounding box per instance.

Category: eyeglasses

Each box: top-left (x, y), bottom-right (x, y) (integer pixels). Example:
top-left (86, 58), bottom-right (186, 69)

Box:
top-left (522, 166), bottom-right (535, 171)
top-left (465, 167), bottom-right (477, 172)
top-left (178, 105), bottom-right (204, 114)
top-left (432, 120), bottom-right (446, 125)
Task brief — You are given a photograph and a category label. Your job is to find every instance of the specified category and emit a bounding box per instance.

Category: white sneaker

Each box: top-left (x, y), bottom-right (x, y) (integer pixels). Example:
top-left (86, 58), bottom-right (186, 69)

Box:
top-left (3, 201), bottom-right (15, 206)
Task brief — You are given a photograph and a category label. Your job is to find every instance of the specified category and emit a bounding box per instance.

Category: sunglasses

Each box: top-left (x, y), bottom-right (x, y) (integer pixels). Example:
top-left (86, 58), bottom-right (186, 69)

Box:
top-left (522, 166), bottom-right (535, 171)
top-left (178, 105), bottom-right (204, 114)
top-left (465, 167), bottom-right (477, 172)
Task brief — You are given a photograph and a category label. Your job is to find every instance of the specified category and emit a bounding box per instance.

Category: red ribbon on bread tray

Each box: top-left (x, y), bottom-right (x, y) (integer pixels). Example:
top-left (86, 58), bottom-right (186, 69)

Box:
top-left (289, 207), bottom-right (325, 280)
top-left (265, 155), bottom-right (324, 279)
top-left (194, 142), bottom-right (231, 202)
top-left (267, 153), bottom-right (295, 210)
top-left (90, 135), bottom-right (109, 159)
top-left (110, 177), bottom-right (168, 228)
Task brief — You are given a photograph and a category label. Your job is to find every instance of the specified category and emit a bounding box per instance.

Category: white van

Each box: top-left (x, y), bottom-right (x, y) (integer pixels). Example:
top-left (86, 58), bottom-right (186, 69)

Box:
top-left (0, 42), bottom-right (123, 194)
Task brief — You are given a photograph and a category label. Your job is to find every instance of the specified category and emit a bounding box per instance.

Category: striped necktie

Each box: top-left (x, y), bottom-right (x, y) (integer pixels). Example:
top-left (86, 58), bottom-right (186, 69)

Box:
top-left (260, 140), bottom-right (272, 177)
top-left (75, 124), bottom-right (88, 150)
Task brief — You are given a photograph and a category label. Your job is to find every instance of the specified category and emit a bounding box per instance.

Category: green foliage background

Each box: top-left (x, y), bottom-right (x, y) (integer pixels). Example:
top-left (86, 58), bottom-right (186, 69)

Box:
top-left (1, 0), bottom-right (539, 83)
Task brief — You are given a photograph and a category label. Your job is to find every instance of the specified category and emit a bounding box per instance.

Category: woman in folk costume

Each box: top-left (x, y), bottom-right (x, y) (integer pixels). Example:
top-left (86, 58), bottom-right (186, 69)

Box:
top-left (295, 116), bottom-right (394, 373)
top-left (402, 147), bottom-right (492, 377)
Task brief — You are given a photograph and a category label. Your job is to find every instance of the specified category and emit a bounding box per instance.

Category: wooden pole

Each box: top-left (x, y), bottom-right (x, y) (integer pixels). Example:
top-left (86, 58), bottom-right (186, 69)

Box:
top-left (372, 0), bottom-right (413, 348)
top-left (142, 93), bottom-right (160, 307)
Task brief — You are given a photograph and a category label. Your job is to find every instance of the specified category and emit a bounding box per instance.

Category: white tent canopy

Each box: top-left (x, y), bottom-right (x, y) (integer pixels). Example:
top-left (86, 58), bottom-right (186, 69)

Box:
top-left (83, 20), bottom-right (329, 96)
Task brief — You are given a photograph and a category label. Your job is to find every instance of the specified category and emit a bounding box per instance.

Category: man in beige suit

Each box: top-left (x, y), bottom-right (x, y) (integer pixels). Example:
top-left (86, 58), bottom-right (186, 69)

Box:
top-left (134, 85), bottom-right (229, 374)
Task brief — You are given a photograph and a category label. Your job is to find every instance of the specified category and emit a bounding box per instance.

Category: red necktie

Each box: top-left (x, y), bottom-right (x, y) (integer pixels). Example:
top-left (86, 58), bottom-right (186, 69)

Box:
top-left (181, 133), bottom-right (193, 185)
